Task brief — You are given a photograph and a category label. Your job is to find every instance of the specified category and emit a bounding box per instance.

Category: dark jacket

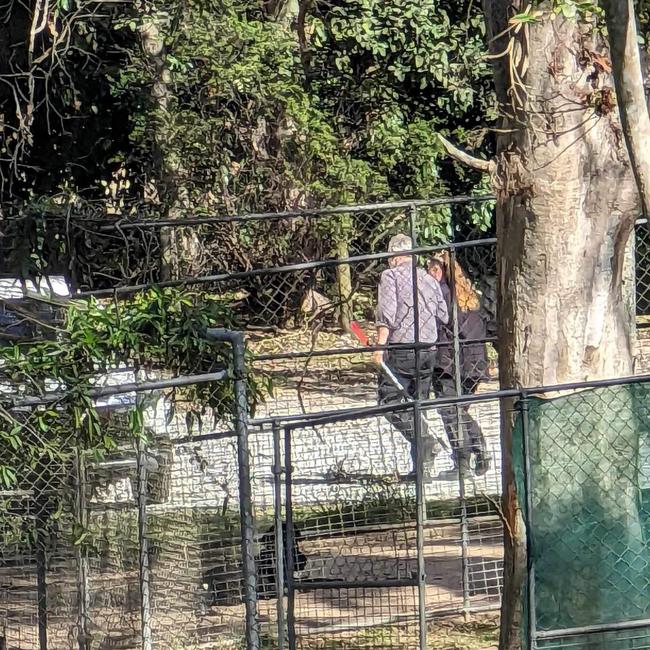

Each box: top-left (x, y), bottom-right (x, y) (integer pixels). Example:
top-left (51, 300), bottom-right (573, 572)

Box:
top-left (435, 281), bottom-right (489, 381)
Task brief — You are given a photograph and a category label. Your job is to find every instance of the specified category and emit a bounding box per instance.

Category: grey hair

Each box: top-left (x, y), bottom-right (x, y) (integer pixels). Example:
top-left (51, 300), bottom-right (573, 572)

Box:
top-left (387, 234), bottom-right (412, 254)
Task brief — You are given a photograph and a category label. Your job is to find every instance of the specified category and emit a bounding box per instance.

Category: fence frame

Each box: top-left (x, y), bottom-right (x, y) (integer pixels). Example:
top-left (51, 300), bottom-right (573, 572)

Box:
top-left (517, 374), bottom-right (650, 649)
top-left (4, 362), bottom-right (650, 649)
top-left (0, 328), bottom-right (260, 650)
top-left (264, 373), bottom-right (650, 650)
top-left (2, 195), bottom-right (650, 649)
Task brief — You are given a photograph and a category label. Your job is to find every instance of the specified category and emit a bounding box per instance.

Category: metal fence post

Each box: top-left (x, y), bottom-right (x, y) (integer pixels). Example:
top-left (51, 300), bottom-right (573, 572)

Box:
top-left (284, 425), bottom-right (297, 650)
top-left (136, 404), bottom-right (153, 650)
top-left (205, 328), bottom-right (260, 650)
top-left (74, 449), bottom-right (90, 650)
top-left (35, 491), bottom-right (48, 650)
top-left (449, 248), bottom-right (472, 621)
top-left (232, 334), bottom-right (260, 650)
top-left (413, 397), bottom-right (428, 650)
top-left (272, 421), bottom-right (286, 649)
top-left (519, 395), bottom-right (537, 650)
top-left (409, 203), bottom-right (428, 650)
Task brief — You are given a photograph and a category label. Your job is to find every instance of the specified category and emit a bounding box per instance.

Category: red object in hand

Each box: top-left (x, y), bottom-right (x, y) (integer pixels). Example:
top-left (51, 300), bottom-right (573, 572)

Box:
top-left (351, 320), bottom-right (408, 397)
top-left (350, 321), bottom-right (369, 346)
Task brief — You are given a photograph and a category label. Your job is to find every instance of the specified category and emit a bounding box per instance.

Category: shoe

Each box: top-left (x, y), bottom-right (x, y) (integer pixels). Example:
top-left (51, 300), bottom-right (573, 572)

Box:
top-left (474, 452), bottom-right (491, 477)
top-left (435, 464), bottom-right (474, 481)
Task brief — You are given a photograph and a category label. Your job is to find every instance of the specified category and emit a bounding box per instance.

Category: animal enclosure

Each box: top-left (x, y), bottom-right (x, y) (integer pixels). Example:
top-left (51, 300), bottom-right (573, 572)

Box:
top-left (1, 199), bottom-right (649, 650)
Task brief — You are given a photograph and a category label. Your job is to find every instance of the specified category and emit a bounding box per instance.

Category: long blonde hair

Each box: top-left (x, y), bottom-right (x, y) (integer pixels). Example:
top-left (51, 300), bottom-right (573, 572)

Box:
top-left (435, 251), bottom-right (481, 312)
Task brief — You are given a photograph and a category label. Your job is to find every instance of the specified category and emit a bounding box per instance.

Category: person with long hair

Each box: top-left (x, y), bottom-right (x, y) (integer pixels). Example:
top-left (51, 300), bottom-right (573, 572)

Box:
top-left (427, 252), bottom-right (491, 480)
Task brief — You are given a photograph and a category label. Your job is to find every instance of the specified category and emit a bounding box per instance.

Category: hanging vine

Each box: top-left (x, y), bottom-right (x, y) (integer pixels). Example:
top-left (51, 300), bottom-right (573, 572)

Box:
top-left (0, 287), bottom-right (269, 546)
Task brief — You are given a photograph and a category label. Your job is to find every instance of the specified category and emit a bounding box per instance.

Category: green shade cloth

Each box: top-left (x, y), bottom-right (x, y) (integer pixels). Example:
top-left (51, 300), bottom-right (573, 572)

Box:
top-left (513, 382), bottom-right (650, 649)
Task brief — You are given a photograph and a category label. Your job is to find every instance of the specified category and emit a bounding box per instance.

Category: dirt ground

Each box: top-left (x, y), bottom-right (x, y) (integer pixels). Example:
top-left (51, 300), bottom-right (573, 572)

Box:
top-left (267, 615), bottom-right (499, 649)
top-left (427, 616), bottom-right (499, 650)
top-left (0, 516), bottom-right (502, 649)
top-left (185, 518), bottom-right (503, 649)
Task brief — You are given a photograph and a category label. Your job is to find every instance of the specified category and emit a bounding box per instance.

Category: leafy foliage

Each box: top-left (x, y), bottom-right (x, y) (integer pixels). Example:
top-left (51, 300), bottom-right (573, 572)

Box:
top-left (0, 286), bottom-right (268, 551)
top-left (0, 0), bottom-right (498, 328)
top-left (2, 0), bottom-right (495, 272)
top-left (0, 0), bottom-right (496, 528)
top-left (112, 0), bottom-right (493, 213)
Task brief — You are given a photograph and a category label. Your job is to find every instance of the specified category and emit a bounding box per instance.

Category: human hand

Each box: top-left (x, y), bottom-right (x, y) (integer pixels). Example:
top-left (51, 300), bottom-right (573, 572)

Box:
top-left (373, 349), bottom-right (384, 365)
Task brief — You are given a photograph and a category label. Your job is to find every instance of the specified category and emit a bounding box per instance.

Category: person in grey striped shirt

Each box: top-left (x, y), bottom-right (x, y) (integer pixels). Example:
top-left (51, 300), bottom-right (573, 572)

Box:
top-left (375, 234), bottom-right (448, 478)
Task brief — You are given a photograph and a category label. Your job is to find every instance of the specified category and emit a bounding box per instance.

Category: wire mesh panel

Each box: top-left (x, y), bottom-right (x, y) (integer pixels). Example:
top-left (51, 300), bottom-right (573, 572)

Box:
top-left (0, 406), bottom-right (82, 650)
top-left (152, 435), bottom-right (248, 649)
top-left (135, 377), bottom-right (257, 649)
top-left (85, 430), bottom-right (143, 650)
top-left (0, 491), bottom-right (40, 649)
top-left (517, 379), bottom-right (650, 649)
top-left (638, 220), bottom-right (650, 319)
top-left (280, 395), bottom-right (506, 650)
top-left (419, 397), bottom-right (503, 622)
top-left (86, 505), bottom-right (142, 649)
top-left (0, 344), bottom-right (257, 650)
top-left (283, 415), bottom-right (421, 649)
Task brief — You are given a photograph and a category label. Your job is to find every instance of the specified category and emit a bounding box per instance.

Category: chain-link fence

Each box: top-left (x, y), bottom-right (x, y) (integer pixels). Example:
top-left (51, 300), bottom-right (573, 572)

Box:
top-left (637, 218), bottom-right (650, 321)
top-left (1, 199), bottom-right (650, 649)
top-left (0, 332), bottom-right (261, 650)
top-left (4, 371), bottom-right (650, 650)
top-left (515, 376), bottom-right (650, 650)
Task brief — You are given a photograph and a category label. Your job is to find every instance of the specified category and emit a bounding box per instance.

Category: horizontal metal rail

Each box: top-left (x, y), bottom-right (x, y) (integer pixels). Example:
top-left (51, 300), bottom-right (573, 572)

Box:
top-left (293, 578), bottom-right (419, 591)
top-left (67, 372), bottom-right (650, 446)
top-left (73, 237), bottom-right (497, 298)
top-left (3, 369), bottom-right (228, 408)
top-left (96, 195), bottom-right (497, 231)
top-left (535, 618), bottom-right (650, 641)
top-left (4, 200), bottom-right (647, 231)
top-left (253, 336), bottom-right (498, 363)
top-left (276, 372), bottom-right (650, 430)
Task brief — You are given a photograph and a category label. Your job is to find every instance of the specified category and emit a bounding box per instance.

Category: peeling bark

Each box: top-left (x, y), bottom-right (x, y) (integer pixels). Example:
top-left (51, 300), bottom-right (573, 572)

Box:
top-left (602, 0), bottom-right (650, 219)
top-left (438, 134), bottom-right (496, 174)
top-left (482, 3), bottom-right (638, 648)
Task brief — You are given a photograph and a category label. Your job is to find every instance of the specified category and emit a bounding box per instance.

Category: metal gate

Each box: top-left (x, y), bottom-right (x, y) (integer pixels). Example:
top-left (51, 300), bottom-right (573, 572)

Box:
top-left (266, 394), bottom-right (504, 650)
top-left (276, 411), bottom-right (425, 650)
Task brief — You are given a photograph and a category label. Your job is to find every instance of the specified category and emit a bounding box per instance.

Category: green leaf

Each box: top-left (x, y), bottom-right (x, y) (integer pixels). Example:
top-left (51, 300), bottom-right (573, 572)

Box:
top-left (562, 3), bottom-right (578, 18)
top-left (74, 531), bottom-right (89, 546)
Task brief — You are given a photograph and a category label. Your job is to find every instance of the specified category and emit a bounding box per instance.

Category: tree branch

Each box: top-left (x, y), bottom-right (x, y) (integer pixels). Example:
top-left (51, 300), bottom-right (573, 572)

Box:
top-left (602, 0), bottom-right (650, 219)
top-left (297, 0), bottom-right (315, 82)
top-left (437, 134), bottom-right (495, 174)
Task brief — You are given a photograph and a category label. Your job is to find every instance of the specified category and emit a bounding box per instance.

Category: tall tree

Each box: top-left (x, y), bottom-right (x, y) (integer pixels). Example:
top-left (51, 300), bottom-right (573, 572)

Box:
top-left (478, 2), bottom-right (639, 648)
top-left (601, 0), bottom-right (650, 219)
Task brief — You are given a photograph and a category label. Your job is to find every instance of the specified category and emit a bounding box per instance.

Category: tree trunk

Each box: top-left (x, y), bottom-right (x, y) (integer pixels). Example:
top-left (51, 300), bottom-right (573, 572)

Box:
top-left (271, 0), bottom-right (299, 25)
top-left (483, 3), bottom-right (638, 648)
top-left (140, 16), bottom-right (200, 281)
top-left (335, 239), bottom-right (353, 332)
top-left (602, 0), bottom-right (650, 219)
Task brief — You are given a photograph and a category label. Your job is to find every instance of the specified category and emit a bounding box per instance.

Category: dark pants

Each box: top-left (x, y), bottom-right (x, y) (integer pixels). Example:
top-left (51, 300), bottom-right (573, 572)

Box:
top-left (432, 374), bottom-right (487, 470)
top-left (378, 350), bottom-right (437, 470)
